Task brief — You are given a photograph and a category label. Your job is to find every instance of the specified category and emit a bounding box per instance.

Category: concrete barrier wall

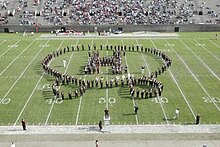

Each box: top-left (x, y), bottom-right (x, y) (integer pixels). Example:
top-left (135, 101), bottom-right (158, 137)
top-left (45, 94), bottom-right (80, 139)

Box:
top-left (0, 24), bottom-right (220, 33)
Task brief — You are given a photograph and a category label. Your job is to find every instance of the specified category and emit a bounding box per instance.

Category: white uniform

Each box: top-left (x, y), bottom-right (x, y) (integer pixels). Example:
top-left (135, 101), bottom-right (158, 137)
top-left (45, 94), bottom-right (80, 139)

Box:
top-left (63, 60), bottom-right (66, 67)
top-left (141, 68), bottom-right (144, 74)
top-left (174, 108), bottom-right (179, 119)
top-left (11, 143), bottom-right (15, 147)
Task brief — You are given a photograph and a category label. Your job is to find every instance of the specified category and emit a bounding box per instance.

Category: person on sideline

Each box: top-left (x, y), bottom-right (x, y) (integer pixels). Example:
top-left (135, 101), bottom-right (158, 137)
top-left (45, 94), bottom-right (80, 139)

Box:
top-left (173, 108), bottom-right (180, 119)
top-left (21, 119), bottom-right (26, 130)
top-left (11, 142), bottom-right (15, 147)
top-left (98, 121), bottom-right (102, 131)
top-left (95, 140), bottom-right (99, 147)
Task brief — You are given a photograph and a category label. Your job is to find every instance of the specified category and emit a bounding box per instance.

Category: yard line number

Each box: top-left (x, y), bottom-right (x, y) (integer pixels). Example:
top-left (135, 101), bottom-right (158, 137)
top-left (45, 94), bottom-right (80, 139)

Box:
top-left (0, 98), bottom-right (11, 104)
top-left (8, 45), bottom-right (18, 48)
top-left (99, 97), bottom-right (116, 104)
top-left (46, 98), bottom-right (63, 105)
top-left (42, 84), bottom-right (51, 91)
top-left (151, 97), bottom-right (168, 104)
top-left (203, 97), bottom-right (220, 103)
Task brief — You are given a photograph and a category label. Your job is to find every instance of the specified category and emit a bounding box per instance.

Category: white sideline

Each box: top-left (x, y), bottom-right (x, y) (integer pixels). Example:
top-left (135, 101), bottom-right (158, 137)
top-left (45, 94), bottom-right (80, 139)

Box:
top-left (0, 40), bottom-right (20, 58)
top-left (1, 39), bottom-right (46, 103)
top-left (136, 39), bottom-right (169, 124)
top-left (121, 39), bottom-right (139, 125)
top-left (151, 39), bottom-right (196, 118)
top-left (180, 39), bottom-right (220, 82)
top-left (194, 39), bottom-right (220, 62)
top-left (0, 39), bottom-right (36, 76)
top-left (174, 40), bottom-right (220, 111)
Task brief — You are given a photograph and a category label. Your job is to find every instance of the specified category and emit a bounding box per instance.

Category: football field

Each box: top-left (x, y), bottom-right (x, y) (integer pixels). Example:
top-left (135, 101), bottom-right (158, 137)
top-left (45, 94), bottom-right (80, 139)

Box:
top-left (0, 32), bottom-right (220, 126)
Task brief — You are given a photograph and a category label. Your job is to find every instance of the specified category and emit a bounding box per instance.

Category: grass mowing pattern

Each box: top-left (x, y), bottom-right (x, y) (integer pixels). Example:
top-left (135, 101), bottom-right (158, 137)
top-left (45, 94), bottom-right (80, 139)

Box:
top-left (0, 32), bottom-right (220, 126)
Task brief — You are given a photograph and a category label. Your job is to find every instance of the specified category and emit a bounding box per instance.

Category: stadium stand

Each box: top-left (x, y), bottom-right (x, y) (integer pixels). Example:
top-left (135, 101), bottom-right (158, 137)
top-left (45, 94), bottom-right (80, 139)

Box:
top-left (0, 0), bottom-right (219, 26)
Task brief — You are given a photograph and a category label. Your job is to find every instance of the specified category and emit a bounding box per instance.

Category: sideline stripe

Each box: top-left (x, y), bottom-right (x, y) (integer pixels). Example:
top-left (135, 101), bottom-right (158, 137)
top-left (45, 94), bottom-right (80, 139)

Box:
top-left (1, 40), bottom-right (47, 103)
top-left (152, 39), bottom-right (196, 118)
top-left (174, 40), bottom-right (220, 111)
top-left (136, 39), bottom-right (169, 124)
top-left (180, 39), bottom-right (220, 82)
top-left (122, 39), bottom-right (139, 125)
top-left (0, 39), bottom-right (37, 76)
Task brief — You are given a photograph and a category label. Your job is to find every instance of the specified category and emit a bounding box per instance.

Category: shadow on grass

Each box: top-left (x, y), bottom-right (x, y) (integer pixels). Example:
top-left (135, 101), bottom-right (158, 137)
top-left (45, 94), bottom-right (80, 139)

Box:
top-left (162, 118), bottom-right (174, 121)
top-left (184, 122), bottom-right (196, 125)
top-left (34, 62), bottom-right (43, 75)
top-left (78, 126), bottom-right (108, 133)
top-left (122, 113), bottom-right (135, 116)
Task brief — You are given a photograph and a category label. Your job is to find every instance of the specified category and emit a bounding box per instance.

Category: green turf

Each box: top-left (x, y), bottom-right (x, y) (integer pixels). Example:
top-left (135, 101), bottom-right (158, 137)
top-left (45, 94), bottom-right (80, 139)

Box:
top-left (0, 32), bottom-right (220, 126)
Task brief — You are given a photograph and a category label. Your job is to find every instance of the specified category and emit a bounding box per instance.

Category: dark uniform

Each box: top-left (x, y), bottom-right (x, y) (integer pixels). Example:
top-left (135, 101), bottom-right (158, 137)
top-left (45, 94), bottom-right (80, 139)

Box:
top-left (61, 92), bottom-right (64, 100)
top-left (98, 121), bottom-right (102, 130)
top-left (134, 106), bottom-right (139, 115)
top-left (21, 119), bottom-right (26, 130)
top-left (196, 114), bottom-right (200, 125)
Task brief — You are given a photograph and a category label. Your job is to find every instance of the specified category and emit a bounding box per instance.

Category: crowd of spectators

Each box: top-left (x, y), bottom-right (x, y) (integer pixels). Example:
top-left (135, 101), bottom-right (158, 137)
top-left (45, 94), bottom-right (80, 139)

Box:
top-left (0, 0), bottom-right (219, 25)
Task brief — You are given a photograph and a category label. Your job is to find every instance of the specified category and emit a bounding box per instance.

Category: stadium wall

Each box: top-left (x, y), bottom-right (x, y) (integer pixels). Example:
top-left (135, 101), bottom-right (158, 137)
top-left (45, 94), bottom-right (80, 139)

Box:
top-left (0, 24), bottom-right (220, 33)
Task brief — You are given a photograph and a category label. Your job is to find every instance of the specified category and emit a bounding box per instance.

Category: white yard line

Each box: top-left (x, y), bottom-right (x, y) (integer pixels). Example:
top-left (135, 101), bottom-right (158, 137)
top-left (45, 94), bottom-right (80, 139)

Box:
top-left (44, 40), bottom-right (73, 126)
top-left (75, 39), bottom-right (98, 125)
top-left (105, 40), bottom-right (109, 109)
top-left (0, 40), bottom-right (16, 58)
top-left (136, 39), bottom-right (169, 124)
top-left (75, 39), bottom-right (88, 125)
top-left (135, 39), bottom-right (150, 74)
top-left (152, 40), bottom-right (196, 118)
top-left (1, 40), bottom-right (48, 103)
top-left (180, 39), bottom-right (220, 82)
top-left (0, 39), bottom-right (36, 76)
top-left (121, 39), bottom-right (139, 125)
top-left (75, 96), bottom-right (83, 125)
top-left (45, 91), bottom-right (59, 125)
top-left (209, 39), bottom-right (220, 49)
top-left (173, 40), bottom-right (220, 111)
top-left (194, 39), bottom-right (220, 62)
top-left (14, 40), bottom-right (65, 126)
top-left (13, 75), bottom-right (44, 126)
top-left (0, 40), bottom-right (6, 46)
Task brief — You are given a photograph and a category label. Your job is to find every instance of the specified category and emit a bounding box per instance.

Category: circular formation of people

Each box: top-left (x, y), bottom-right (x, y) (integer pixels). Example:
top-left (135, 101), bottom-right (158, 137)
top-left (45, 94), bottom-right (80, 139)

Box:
top-left (42, 43), bottom-right (172, 101)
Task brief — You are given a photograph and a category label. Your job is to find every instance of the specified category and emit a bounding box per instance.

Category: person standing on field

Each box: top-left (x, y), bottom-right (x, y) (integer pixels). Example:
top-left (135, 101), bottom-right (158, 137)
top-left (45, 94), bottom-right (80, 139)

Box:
top-left (196, 114), bottom-right (200, 125)
top-left (11, 142), bottom-right (15, 147)
top-left (173, 108), bottom-right (179, 119)
top-left (95, 140), bottom-right (99, 147)
top-left (134, 106), bottom-right (139, 115)
top-left (21, 119), bottom-right (26, 130)
top-left (98, 121), bottom-right (102, 131)
top-left (63, 59), bottom-right (67, 67)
